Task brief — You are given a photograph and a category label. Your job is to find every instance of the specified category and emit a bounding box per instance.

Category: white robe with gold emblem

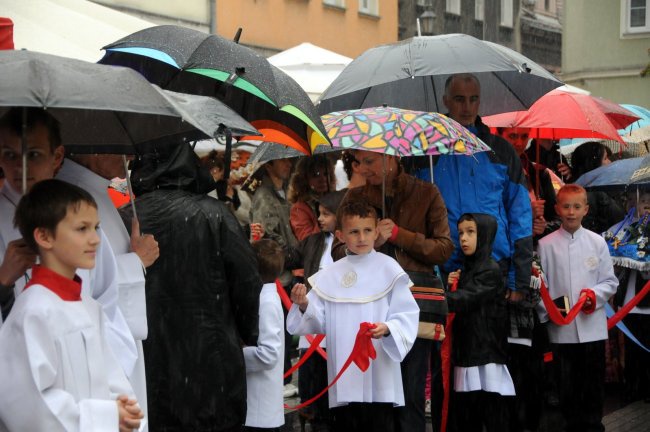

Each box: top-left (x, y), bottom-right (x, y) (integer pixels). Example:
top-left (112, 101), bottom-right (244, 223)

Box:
top-left (287, 250), bottom-right (419, 408)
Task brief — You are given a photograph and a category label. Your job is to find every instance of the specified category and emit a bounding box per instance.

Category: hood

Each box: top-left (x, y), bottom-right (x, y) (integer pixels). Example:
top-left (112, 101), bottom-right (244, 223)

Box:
top-left (462, 212), bottom-right (497, 265)
top-left (131, 142), bottom-right (215, 196)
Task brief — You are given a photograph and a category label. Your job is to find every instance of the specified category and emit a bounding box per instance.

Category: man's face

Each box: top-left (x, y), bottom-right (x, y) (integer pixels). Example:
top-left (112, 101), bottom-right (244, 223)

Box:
top-left (335, 215), bottom-right (378, 255)
top-left (355, 150), bottom-right (398, 186)
top-left (265, 158), bottom-right (293, 181)
top-left (74, 154), bottom-right (127, 180)
top-left (500, 127), bottom-right (531, 155)
top-left (443, 77), bottom-right (481, 127)
top-left (0, 124), bottom-right (64, 193)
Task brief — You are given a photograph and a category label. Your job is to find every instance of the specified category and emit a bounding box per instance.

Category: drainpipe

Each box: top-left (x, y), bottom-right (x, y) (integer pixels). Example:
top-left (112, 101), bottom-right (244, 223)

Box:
top-left (209, 0), bottom-right (216, 34)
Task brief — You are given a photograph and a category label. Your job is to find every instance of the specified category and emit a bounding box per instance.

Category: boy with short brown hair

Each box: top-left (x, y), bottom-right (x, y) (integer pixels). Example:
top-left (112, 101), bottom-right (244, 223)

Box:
top-left (0, 179), bottom-right (142, 431)
top-left (288, 200), bottom-right (419, 432)
top-left (538, 184), bottom-right (617, 432)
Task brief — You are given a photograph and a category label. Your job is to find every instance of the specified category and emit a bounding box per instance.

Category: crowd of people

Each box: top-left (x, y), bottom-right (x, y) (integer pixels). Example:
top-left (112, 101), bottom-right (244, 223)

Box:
top-left (0, 71), bottom-right (646, 432)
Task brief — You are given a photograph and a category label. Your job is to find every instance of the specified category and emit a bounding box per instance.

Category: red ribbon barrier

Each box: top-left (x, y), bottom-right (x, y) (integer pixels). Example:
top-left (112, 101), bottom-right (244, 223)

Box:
top-left (607, 279), bottom-right (650, 330)
top-left (275, 280), bottom-right (327, 361)
top-left (534, 267), bottom-right (593, 326)
top-left (284, 322), bottom-right (377, 411)
top-left (440, 279), bottom-right (457, 432)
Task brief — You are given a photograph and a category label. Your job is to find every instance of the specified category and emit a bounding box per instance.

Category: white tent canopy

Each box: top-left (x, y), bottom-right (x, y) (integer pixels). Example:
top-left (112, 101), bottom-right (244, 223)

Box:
top-left (1, 0), bottom-right (155, 62)
top-left (268, 42), bottom-right (352, 102)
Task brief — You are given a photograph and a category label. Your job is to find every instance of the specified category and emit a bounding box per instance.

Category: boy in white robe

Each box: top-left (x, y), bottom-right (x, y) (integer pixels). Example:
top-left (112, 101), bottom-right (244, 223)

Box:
top-left (243, 239), bottom-right (285, 431)
top-left (0, 179), bottom-right (143, 431)
top-left (288, 200), bottom-right (419, 432)
top-left (538, 184), bottom-right (618, 432)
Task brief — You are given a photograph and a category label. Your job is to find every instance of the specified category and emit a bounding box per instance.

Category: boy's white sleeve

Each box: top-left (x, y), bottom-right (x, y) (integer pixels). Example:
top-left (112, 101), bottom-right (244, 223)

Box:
top-left (286, 290), bottom-right (325, 335)
top-left (0, 310), bottom-right (120, 432)
top-left (382, 277), bottom-right (420, 362)
top-left (536, 242), bottom-right (550, 324)
top-left (243, 294), bottom-right (284, 372)
top-left (593, 241), bottom-right (618, 307)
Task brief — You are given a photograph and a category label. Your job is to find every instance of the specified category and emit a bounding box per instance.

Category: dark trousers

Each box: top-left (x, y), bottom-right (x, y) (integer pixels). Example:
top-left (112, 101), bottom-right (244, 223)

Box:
top-left (452, 390), bottom-right (510, 432)
top-left (297, 348), bottom-right (331, 427)
top-left (242, 427), bottom-right (280, 432)
top-left (623, 314), bottom-right (650, 401)
top-left (395, 337), bottom-right (432, 432)
top-left (555, 341), bottom-right (606, 432)
top-left (331, 403), bottom-right (395, 432)
top-left (507, 342), bottom-right (543, 431)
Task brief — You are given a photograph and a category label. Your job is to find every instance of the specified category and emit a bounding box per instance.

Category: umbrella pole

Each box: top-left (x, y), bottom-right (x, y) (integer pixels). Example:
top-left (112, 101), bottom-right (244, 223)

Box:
top-left (122, 155), bottom-right (139, 224)
top-left (429, 155), bottom-right (434, 185)
top-left (535, 138), bottom-right (541, 199)
top-left (21, 107), bottom-right (27, 194)
top-left (382, 153), bottom-right (386, 218)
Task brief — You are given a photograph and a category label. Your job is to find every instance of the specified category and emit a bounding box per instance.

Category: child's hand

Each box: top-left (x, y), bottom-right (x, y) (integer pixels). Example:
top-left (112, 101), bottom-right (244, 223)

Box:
top-left (583, 295), bottom-right (593, 310)
top-left (291, 283), bottom-right (309, 312)
top-left (447, 270), bottom-right (461, 286)
top-left (117, 394), bottom-right (143, 432)
top-left (250, 223), bottom-right (264, 242)
top-left (369, 322), bottom-right (389, 339)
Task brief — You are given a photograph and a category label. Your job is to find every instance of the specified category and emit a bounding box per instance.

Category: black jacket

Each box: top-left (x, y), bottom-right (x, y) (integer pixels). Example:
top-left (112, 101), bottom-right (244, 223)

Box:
top-left (447, 213), bottom-right (508, 367)
top-left (122, 143), bottom-right (262, 431)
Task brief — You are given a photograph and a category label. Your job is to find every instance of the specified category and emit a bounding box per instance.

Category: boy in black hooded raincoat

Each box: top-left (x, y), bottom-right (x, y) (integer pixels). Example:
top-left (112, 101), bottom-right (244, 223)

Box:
top-left (446, 213), bottom-right (514, 432)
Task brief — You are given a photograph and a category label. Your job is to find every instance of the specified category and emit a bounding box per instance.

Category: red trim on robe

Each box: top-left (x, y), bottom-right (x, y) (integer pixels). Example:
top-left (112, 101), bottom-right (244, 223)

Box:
top-left (24, 265), bottom-right (82, 301)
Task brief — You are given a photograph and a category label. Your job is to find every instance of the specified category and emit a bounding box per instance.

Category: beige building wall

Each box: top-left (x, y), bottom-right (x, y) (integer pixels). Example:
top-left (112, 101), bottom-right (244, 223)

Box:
top-left (562, 0), bottom-right (649, 106)
top-left (94, 0), bottom-right (398, 58)
top-left (215, 0), bottom-right (398, 58)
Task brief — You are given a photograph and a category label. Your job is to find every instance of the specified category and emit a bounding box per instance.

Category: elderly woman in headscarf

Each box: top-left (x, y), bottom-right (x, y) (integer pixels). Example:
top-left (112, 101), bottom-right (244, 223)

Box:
top-left (288, 155), bottom-right (336, 241)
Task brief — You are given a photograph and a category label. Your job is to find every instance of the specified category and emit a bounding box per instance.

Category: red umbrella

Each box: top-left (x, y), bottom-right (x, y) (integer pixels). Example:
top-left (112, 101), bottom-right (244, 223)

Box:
top-left (483, 89), bottom-right (640, 144)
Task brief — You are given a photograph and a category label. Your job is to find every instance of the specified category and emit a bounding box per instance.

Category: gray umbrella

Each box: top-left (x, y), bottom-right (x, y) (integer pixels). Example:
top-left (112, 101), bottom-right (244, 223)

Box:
top-left (247, 141), bottom-right (340, 165)
top-left (0, 50), bottom-right (259, 155)
top-left (318, 33), bottom-right (563, 116)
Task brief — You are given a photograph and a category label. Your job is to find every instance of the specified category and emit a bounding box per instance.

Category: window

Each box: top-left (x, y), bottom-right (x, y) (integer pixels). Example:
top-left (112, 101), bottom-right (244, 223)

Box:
top-left (622, 0), bottom-right (650, 34)
top-left (359, 0), bottom-right (379, 15)
top-left (475, 0), bottom-right (484, 21)
top-left (500, 0), bottom-right (513, 27)
top-left (324, 0), bottom-right (346, 7)
top-left (446, 0), bottom-right (461, 15)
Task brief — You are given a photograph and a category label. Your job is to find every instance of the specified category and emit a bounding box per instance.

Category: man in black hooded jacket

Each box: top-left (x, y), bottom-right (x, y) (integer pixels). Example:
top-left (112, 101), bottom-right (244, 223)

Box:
top-left (121, 143), bottom-right (262, 432)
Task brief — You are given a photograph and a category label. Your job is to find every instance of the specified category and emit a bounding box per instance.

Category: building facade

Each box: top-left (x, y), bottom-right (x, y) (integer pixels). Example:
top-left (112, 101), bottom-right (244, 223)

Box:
top-left (399, 0), bottom-right (561, 73)
top-left (562, 0), bottom-right (649, 106)
top-left (94, 0), bottom-right (398, 58)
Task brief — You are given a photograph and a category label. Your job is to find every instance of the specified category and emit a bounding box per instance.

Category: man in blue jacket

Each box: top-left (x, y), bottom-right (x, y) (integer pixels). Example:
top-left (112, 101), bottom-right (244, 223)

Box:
top-left (434, 73), bottom-right (533, 299)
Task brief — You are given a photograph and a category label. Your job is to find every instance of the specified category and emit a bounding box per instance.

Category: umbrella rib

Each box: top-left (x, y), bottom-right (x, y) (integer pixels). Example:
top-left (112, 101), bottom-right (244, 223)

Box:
top-left (492, 72), bottom-right (527, 109)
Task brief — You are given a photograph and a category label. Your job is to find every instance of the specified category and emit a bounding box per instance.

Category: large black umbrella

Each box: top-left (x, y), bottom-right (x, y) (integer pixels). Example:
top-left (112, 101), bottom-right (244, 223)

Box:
top-left (100, 25), bottom-right (329, 154)
top-left (0, 50), bottom-right (259, 154)
top-left (318, 33), bottom-right (563, 116)
top-left (0, 50), bottom-right (259, 192)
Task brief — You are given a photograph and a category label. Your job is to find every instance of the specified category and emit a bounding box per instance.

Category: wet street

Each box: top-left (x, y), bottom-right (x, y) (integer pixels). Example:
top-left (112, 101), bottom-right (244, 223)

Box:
top-left (281, 381), bottom-right (650, 431)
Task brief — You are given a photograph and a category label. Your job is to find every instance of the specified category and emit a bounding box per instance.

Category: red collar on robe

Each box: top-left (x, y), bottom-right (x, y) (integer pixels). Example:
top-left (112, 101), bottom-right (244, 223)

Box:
top-left (24, 265), bottom-right (82, 301)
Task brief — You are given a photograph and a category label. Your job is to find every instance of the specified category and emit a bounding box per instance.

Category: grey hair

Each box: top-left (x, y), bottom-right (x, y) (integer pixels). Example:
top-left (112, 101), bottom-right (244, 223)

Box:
top-left (444, 73), bottom-right (481, 97)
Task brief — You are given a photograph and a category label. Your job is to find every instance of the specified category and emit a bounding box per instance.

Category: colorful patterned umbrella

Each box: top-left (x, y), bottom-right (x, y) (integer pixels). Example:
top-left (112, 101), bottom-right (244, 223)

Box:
top-left (321, 106), bottom-right (489, 156)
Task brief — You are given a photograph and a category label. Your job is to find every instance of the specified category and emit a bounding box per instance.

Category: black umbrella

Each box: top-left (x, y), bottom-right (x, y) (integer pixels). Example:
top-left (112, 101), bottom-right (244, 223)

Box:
top-left (318, 33), bottom-right (563, 116)
top-left (0, 50), bottom-right (259, 194)
top-left (0, 50), bottom-right (259, 154)
top-left (100, 25), bottom-right (329, 154)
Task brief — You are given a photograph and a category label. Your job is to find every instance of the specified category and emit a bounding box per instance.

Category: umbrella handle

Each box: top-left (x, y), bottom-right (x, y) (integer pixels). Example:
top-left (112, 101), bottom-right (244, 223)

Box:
top-left (122, 155), bottom-right (139, 225)
top-left (218, 126), bottom-right (233, 182)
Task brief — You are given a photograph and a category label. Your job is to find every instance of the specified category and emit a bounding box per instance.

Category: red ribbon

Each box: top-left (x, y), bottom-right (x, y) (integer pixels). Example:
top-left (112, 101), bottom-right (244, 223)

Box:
top-left (608, 279), bottom-right (650, 330)
top-left (284, 322), bottom-right (377, 411)
top-left (440, 279), bottom-right (457, 432)
top-left (534, 267), bottom-right (593, 326)
top-left (275, 280), bottom-right (327, 361)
